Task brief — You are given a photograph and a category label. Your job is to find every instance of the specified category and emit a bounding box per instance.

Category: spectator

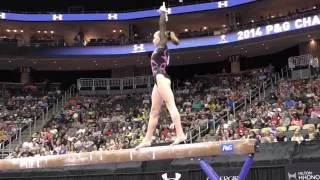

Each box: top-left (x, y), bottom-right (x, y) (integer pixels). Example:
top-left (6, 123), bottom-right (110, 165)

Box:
top-left (276, 130), bottom-right (287, 142)
top-left (260, 131), bottom-right (275, 144)
top-left (291, 128), bottom-right (304, 144)
top-left (304, 126), bottom-right (318, 142)
top-left (236, 123), bottom-right (247, 138)
top-left (248, 131), bottom-right (256, 139)
top-left (290, 113), bottom-right (303, 126)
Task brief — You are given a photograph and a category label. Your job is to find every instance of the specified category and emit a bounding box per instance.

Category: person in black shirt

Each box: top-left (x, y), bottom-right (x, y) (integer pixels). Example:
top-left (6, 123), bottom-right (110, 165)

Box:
top-left (276, 130), bottom-right (287, 142)
top-left (135, 3), bottom-right (185, 149)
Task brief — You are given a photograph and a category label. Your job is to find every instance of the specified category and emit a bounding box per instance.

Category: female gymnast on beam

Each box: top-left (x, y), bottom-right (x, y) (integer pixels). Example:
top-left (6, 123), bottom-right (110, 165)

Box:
top-left (135, 3), bottom-right (187, 149)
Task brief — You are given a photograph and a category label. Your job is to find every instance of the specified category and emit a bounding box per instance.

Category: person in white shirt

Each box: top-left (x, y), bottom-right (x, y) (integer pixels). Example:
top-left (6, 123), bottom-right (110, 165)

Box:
top-left (291, 128), bottom-right (304, 144)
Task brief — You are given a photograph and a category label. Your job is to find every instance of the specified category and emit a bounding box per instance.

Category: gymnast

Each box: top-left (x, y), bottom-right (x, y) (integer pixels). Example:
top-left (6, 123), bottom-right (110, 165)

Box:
top-left (135, 3), bottom-right (187, 149)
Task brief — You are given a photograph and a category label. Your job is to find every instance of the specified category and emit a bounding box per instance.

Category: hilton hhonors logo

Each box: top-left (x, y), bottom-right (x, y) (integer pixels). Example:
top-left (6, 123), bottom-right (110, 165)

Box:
top-left (288, 172), bottom-right (297, 180)
top-left (288, 171), bottom-right (320, 180)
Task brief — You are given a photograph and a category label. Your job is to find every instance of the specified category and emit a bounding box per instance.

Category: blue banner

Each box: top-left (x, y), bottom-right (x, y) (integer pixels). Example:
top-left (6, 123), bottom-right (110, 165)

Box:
top-left (39, 15), bottom-right (320, 56)
top-left (0, 0), bottom-right (256, 22)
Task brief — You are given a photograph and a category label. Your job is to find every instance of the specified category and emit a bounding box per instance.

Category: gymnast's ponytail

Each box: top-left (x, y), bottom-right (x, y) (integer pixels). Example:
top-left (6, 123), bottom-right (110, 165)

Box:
top-left (166, 31), bottom-right (179, 46)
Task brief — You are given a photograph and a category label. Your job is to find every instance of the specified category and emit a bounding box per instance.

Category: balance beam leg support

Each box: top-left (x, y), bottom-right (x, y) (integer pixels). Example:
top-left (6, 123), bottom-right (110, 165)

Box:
top-left (238, 154), bottom-right (254, 180)
top-left (199, 160), bottom-right (219, 180)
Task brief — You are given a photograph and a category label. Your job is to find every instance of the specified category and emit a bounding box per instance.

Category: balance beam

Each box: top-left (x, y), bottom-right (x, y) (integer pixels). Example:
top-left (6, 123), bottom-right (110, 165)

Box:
top-left (0, 139), bottom-right (256, 170)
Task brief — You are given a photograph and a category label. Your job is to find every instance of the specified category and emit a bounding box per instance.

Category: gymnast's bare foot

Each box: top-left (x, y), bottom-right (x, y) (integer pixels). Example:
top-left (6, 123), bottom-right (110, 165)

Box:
top-left (170, 135), bottom-right (187, 145)
top-left (134, 141), bottom-right (152, 150)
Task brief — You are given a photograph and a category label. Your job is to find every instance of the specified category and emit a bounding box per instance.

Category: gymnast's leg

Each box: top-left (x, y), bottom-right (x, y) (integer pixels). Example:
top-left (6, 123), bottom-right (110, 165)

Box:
top-left (155, 74), bottom-right (186, 145)
top-left (135, 84), bottom-right (163, 149)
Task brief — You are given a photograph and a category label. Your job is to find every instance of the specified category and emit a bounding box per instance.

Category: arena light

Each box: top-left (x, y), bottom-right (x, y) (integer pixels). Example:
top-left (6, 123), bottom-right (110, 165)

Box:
top-left (20, 29), bottom-right (24, 33)
top-left (203, 26), bottom-right (207, 30)
top-left (37, 30), bottom-right (41, 33)
top-left (6, 29), bottom-right (10, 32)
top-left (13, 29), bottom-right (17, 32)
top-left (50, 30), bottom-right (54, 34)
top-left (44, 31), bottom-right (48, 34)
top-left (184, 28), bottom-right (188, 32)
top-left (310, 39), bottom-right (316, 45)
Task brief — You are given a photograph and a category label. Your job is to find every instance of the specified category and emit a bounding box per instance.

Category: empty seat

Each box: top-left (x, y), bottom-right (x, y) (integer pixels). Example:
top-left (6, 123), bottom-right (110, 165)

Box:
top-left (288, 125), bottom-right (300, 131)
top-left (302, 124), bottom-right (315, 130)
top-left (276, 126), bottom-right (287, 132)
top-left (261, 127), bottom-right (270, 134)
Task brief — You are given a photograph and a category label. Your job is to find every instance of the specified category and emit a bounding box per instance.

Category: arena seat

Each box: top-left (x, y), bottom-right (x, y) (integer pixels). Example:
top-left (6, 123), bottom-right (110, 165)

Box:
top-left (302, 124), bottom-right (315, 130)
top-left (288, 125), bottom-right (300, 131)
top-left (261, 128), bottom-right (270, 135)
top-left (249, 129), bottom-right (260, 134)
top-left (276, 126), bottom-right (287, 132)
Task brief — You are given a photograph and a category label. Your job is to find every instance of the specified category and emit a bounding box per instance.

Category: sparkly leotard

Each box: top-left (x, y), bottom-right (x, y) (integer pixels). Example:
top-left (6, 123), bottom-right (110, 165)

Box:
top-left (150, 46), bottom-right (170, 80)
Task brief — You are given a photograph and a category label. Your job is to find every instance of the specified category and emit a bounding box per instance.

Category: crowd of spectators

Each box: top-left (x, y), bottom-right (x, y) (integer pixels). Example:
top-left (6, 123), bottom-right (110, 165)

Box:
top-left (9, 67), bottom-right (320, 159)
top-left (0, 85), bottom-right (61, 150)
top-left (8, 67), bottom-right (320, 159)
top-left (7, 67), bottom-right (273, 158)
top-left (208, 77), bottom-right (320, 144)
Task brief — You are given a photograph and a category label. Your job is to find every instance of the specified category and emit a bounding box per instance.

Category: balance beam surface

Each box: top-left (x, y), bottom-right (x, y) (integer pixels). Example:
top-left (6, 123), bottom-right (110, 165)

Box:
top-left (0, 139), bottom-right (256, 170)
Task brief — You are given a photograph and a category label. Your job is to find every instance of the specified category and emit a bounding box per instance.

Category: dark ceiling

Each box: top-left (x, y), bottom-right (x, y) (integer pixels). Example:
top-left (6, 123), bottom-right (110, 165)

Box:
top-left (0, 0), bottom-right (215, 13)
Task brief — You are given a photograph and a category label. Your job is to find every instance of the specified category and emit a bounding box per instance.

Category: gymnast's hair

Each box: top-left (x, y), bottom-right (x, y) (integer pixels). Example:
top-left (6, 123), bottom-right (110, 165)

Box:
top-left (166, 31), bottom-right (179, 46)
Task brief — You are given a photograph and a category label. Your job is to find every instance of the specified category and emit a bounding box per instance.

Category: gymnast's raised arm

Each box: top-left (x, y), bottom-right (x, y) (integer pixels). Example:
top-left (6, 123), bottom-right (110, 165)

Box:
top-left (158, 8), bottom-right (167, 48)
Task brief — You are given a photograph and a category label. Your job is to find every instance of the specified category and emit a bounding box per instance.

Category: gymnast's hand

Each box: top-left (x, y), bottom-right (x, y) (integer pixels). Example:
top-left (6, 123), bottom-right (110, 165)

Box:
top-left (159, 2), bottom-right (168, 12)
top-left (158, 2), bottom-right (168, 21)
